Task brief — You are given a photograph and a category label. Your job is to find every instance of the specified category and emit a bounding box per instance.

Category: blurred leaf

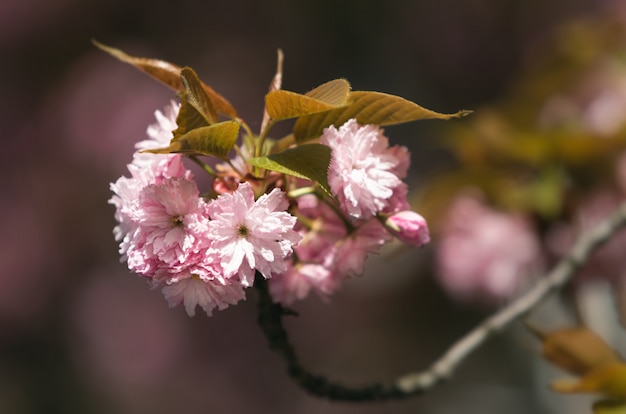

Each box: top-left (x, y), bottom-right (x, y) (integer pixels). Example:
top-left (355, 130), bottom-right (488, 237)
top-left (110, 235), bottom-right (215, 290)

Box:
top-left (526, 167), bottom-right (565, 217)
top-left (554, 132), bottom-right (626, 165)
top-left (539, 327), bottom-right (621, 376)
top-left (551, 362), bottom-right (626, 399)
top-left (531, 326), bottom-right (626, 401)
top-left (446, 106), bottom-right (626, 171)
top-left (293, 91), bottom-right (470, 142)
top-left (594, 399), bottom-right (626, 414)
top-left (145, 120), bottom-right (240, 159)
top-left (246, 144), bottom-right (331, 194)
top-left (492, 167), bottom-right (565, 218)
top-left (92, 40), bottom-right (237, 118)
top-left (414, 168), bottom-right (530, 230)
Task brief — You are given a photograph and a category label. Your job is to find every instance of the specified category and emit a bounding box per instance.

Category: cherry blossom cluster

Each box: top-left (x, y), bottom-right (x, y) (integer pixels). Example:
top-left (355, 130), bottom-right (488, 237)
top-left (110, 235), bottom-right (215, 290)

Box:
top-left (110, 102), bottom-right (430, 316)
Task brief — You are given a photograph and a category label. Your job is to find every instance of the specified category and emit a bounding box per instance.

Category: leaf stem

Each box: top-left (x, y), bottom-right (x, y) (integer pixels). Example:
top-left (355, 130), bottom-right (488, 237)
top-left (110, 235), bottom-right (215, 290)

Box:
top-left (237, 117), bottom-right (255, 143)
top-left (188, 155), bottom-right (215, 176)
top-left (256, 119), bottom-right (277, 158)
top-left (318, 194), bottom-right (355, 233)
top-left (287, 186), bottom-right (317, 199)
top-left (273, 134), bottom-right (296, 153)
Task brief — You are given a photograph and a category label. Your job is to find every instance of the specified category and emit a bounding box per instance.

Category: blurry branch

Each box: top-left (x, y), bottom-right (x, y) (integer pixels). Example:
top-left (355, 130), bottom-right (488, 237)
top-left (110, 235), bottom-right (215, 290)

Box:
top-left (255, 200), bottom-right (626, 401)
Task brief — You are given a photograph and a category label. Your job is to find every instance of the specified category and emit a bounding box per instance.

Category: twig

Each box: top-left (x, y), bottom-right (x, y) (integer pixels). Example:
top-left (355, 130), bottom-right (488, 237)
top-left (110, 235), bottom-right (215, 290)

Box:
top-left (255, 200), bottom-right (626, 401)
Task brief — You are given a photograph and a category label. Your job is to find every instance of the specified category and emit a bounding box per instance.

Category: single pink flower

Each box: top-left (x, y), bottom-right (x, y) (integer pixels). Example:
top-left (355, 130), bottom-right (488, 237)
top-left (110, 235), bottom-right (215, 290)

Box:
top-left (161, 271), bottom-right (245, 317)
top-left (128, 177), bottom-right (210, 274)
top-left (130, 100), bottom-right (191, 184)
top-left (436, 195), bottom-right (542, 302)
top-left (332, 218), bottom-right (392, 277)
top-left (110, 101), bottom-right (193, 260)
top-left (274, 193), bottom-right (392, 303)
top-left (139, 101), bottom-right (180, 150)
top-left (385, 210), bottom-right (430, 247)
top-left (269, 263), bottom-right (335, 305)
top-left (207, 182), bottom-right (301, 287)
top-left (110, 175), bottom-right (144, 258)
top-left (292, 195), bottom-right (348, 262)
top-left (321, 119), bottom-right (408, 219)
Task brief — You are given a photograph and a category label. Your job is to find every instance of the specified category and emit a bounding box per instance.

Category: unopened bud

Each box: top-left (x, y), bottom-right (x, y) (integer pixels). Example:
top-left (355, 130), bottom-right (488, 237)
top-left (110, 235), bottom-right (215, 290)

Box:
top-left (385, 211), bottom-right (430, 247)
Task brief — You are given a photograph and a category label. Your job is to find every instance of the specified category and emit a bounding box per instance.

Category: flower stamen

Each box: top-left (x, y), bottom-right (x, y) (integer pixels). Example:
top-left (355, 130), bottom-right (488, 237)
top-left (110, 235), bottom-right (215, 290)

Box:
top-left (170, 215), bottom-right (184, 227)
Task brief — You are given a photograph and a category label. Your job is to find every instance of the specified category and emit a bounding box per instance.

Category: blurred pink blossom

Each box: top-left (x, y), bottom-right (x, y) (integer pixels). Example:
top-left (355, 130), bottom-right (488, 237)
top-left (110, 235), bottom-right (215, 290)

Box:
top-left (436, 194), bottom-right (543, 302)
top-left (538, 59), bottom-right (626, 136)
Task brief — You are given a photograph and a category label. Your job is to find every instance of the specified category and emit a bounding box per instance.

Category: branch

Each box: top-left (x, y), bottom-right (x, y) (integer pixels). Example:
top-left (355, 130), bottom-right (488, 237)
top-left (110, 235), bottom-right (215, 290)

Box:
top-left (255, 200), bottom-right (626, 401)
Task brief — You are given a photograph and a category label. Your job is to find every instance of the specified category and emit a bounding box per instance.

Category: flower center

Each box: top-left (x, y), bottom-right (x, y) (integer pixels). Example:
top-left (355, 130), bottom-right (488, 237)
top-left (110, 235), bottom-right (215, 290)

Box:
top-left (170, 215), bottom-right (184, 227)
top-left (237, 224), bottom-right (249, 238)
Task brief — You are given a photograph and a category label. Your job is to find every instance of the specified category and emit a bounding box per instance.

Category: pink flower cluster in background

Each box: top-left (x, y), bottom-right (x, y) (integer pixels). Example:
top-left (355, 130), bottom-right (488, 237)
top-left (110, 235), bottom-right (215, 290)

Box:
top-left (110, 102), bottom-right (430, 316)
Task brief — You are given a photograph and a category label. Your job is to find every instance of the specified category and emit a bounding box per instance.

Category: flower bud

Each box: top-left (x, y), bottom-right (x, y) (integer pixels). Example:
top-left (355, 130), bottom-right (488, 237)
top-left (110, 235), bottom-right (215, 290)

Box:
top-left (385, 211), bottom-right (430, 247)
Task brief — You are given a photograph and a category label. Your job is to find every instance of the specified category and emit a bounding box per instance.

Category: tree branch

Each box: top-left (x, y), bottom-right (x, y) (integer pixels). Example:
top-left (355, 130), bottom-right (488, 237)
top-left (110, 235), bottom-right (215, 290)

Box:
top-left (255, 200), bottom-right (626, 401)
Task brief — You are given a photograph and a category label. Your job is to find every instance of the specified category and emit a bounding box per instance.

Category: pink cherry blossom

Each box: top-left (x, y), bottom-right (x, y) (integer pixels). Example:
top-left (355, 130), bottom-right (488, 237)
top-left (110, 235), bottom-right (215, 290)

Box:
top-left (331, 218), bottom-right (392, 277)
top-left (110, 175), bottom-right (144, 258)
top-left (162, 271), bottom-right (245, 317)
top-left (129, 101), bottom-right (191, 185)
top-left (321, 119), bottom-right (409, 219)
top-left (269, 193), bottom-right (392, 304)
top-left (436, 195), bottom-right (543, 302)
top-left (291, 194), bottom-right (348, 262)
top-left (127, 177), bottom-right (211, 277)
top-left (269, 263), bottom-right (335, 305)
top-left (110, 101), bottom-right (193, 259)
top-left (207, 182), bottom-right (301, 287)
top-left (384, 210), bottom-right (430, 247)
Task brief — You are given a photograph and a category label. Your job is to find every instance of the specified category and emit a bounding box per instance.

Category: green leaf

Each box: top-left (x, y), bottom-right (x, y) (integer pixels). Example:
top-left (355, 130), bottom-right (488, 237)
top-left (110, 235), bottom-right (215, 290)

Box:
top-left (92, 40), bottom-right (238, 118)
top-left (265, 90), bottom-right (346, 121)
top-left (246, 144), bottom-right (331, 193)
top-left (180, 67), bottom-right (219, 124)
top-left (264, 79), bottom-right (351, 121)
top-left (173, 90), bottom-right (211, 137)
top-left (145, 120), bottom-right (240, 159)
top-left (294, 90), bottom-right (471, 142)
top-left (173, 68), bottom-right (220, 137)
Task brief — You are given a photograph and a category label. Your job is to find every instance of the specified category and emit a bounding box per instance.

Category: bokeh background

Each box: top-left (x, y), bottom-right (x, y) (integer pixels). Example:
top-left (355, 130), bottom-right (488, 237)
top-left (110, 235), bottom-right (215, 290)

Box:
top-left (2, 0), bottom-right (626, 413)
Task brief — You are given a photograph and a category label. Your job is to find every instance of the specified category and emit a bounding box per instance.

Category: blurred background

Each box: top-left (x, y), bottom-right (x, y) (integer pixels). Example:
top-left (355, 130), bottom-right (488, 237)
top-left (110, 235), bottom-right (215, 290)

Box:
top-left (2, 0), bottom-right (626, 413)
